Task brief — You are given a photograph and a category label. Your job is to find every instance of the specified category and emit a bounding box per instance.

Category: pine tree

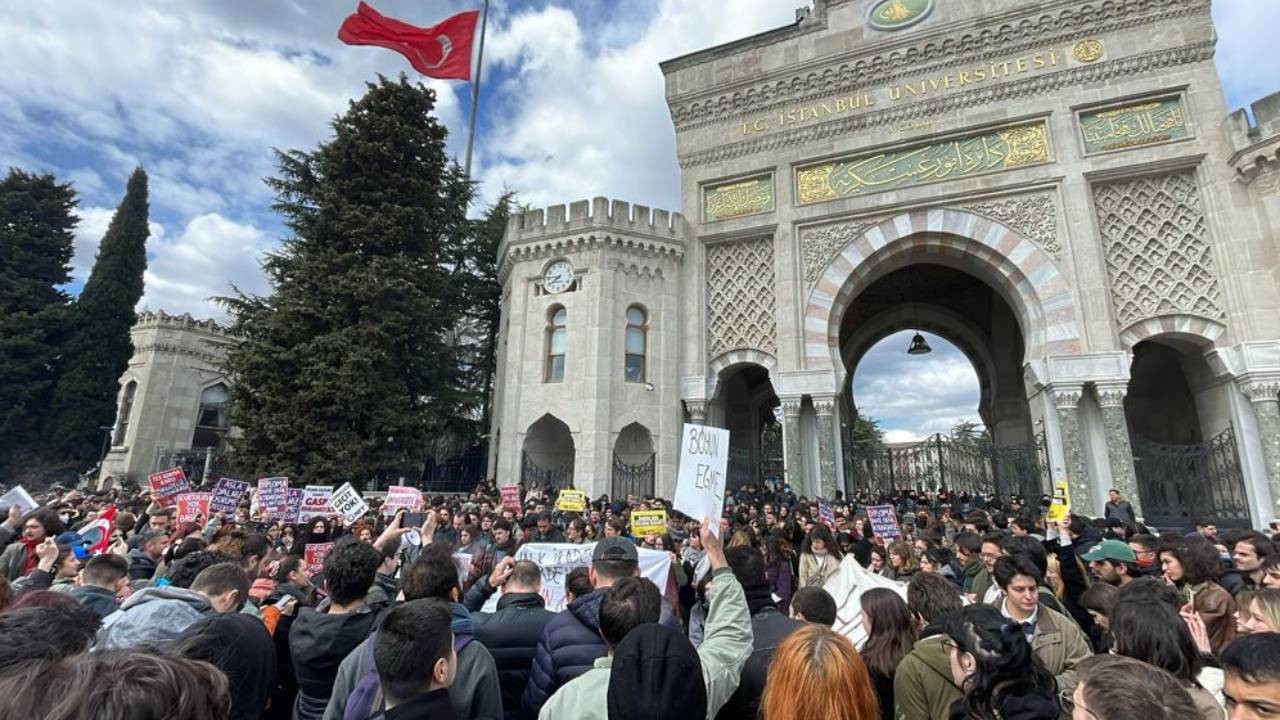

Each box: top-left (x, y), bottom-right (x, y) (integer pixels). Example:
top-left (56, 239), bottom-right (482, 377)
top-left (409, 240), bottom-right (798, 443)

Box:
top-left (44, 167), bottom-right (150, 467)
top-left (457, 194), bottom-right (510, 440)
top-left (220, 76), bottom-right (473, 486)
top-left (0, 169), bottom-right (77, 470)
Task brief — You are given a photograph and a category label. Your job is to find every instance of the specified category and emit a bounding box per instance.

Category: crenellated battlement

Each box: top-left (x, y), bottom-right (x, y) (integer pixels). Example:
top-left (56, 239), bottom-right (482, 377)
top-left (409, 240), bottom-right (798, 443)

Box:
top-left (134, 309), bottom-right (232, 336)
top-left (1226, 91), bottom-right (1280, 183)
top-left (505, 197), bottom-right (683, 244)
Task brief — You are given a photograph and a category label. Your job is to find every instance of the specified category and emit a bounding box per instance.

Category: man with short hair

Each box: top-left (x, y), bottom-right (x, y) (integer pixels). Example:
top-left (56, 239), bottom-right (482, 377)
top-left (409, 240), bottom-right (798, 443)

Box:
top-left (71, 553), bottom-right (130, 618)
top-left (788, 586), bottom-right (836, 626)
top-left (97, 561), bottom-right (248, 650)
top-left (464, 558), bottom-right (555, 720)
top-left (1223, 532), bottom-right (1276, 595)
top-left (970, 532), bottom-right (1004, 602)
top-left (521, 536), bottom-right (641, 718)
top-left (126, 528), bottom-right (169, 585)
top-left (894, 572), bottom-right (966, 720)
top-left (1221, 633), bottom-right (1280, 720)
top-left (526, 512), bottom-right (565, 544)
top-left (372, 598), bottom-right (458, 719)
top-left (1127, 534), bottom-right (1160, 576)
top-left (0, 510), bottom-right (64, 580)
top-left (293, 539), bottom-right (384, 720)
top-left (1104, 488), bottom-right (1135, 527)
top-left (1082, 539), bottom-right (1139, 587)
top-left (993, 554), bottom-right (1092, 703)
top-left (325, 543), bottom-right (501, 720)
top-left (952, 531), bottom-right (983, 594)
top-left (1071, 653), bottom-right (1196, 720)
top-left (1195, 520), bottom-right (1219, 542)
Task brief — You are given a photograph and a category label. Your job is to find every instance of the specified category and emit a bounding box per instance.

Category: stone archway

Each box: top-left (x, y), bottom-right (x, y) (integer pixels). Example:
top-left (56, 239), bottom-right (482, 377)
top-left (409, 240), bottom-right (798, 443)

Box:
top-left (804, 209), bottom-right (1083, 385)
top-left (612, 422), bottom-right (655, 499)
top-left (522, 413), bottom-right (575, 489)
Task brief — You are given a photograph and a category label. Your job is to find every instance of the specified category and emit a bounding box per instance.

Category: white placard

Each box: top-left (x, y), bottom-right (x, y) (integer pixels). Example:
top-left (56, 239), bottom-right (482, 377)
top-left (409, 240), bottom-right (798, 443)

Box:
top-left (673, 423), bottom-right (730, 536)
top-left (0, 486), bottom-right (38, 514)
top-left (329, 482), bottom-right (368, 522)
top-left (480, 542), bottom-right (672, 613)
top-left (301, 485), bottom-right (335, 521)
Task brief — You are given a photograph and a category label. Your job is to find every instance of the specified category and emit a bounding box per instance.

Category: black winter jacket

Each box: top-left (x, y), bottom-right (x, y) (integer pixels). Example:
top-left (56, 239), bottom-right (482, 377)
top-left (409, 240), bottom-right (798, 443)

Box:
top-left (289, 605), bottom-right (381, 720)
top-left (714, 606), bottom-right (804, 720)
top-left (520, 587), bottom-right (607, 719)
top-left (468, 585), bottom-right (554, 720)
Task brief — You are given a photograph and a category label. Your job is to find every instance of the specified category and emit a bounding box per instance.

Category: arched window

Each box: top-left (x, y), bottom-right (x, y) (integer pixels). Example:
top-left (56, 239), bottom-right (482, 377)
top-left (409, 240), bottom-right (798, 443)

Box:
top-left (112, 381), bottom-right (137, 446)
top-left (192, 383), bottom-right (230, 449)
top-left (546, 307), bottom-right (567, 383)
top-left (625, 306), bottom-right (647, 383)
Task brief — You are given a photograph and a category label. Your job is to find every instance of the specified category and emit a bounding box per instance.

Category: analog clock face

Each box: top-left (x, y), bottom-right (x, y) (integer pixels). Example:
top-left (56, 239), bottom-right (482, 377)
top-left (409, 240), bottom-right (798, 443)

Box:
top-left (544, 260), bottom-right (573, 293)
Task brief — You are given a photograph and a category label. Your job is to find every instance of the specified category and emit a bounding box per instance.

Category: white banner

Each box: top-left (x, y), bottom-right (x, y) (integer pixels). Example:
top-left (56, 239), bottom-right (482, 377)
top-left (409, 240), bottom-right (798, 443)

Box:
top-left (673, 423), bottom-right (730, 535)
top-left (825, 556), bottom-right (908, 649)
top-left (329, 482), bottom-right (368, 523)
top-left (481, 542), bottom-right (672, 613)
top-left (301, 485), bottom-right (334, 521)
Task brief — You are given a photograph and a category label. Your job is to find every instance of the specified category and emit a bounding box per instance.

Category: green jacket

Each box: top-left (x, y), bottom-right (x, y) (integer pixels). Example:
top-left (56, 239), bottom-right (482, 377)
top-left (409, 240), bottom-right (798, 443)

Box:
top-left (894, 633), bottom-right (962, 720)
top-left (969, 566), bottom-right (992, 601)
top-left (539, 567), bottom-right (752, 720)
top-left (960, 558), bottom-right (983, 595)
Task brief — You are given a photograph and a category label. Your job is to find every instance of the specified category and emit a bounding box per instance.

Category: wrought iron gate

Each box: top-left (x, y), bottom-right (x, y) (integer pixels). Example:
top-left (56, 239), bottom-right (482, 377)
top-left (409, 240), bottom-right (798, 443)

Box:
top-left (1132, 428), bottom-right (1250, 530)
top-left (521, 452), bottom-right (574, 491)
top-left (612, 453), bottom-right (655, 499)
top-left (844, 434), bottom-right (1047, 500)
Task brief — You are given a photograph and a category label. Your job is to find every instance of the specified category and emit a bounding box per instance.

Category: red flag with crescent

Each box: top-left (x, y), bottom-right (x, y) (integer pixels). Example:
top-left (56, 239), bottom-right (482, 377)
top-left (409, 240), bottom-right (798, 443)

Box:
top-left (338, 2), bottom-right (479, 81)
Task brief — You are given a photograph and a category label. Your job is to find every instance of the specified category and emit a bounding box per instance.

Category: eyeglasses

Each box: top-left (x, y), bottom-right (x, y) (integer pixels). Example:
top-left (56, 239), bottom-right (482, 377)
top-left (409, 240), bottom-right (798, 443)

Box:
top-left (941, 638), bottom-right (958, 654)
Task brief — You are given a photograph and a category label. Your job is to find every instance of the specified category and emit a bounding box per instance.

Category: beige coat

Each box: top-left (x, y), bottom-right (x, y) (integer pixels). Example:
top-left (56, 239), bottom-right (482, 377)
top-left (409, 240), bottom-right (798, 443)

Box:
top-left (798, 552), bottom-right (841, 589)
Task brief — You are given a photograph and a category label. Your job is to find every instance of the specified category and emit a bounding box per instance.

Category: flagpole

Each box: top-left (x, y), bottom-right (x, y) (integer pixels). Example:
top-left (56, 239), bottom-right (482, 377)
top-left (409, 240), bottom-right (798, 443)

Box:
top-left (463, 0), bottom-right (489, 179)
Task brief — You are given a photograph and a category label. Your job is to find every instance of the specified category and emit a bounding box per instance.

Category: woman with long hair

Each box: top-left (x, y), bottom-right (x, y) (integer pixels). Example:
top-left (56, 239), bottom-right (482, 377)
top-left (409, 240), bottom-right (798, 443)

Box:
top-left (760, 624), bottom-right (879, 720)
top-left (942, 604), bottom-right (1059, 720)
top-left (798, 525), bottom-right (843, 589)
top-left (1159, 536), bottom-right (1237, 652)
top-left (1242, 587), bottom-right (1280, 633)
top-left (885, 540), bottom-right (918, 583)
top-left (1109, 596), bottom-right (1224, 719)
top-left (859, 588), bottom-right (919, 720)
top-left (764, 533), bottom-right (795, 612)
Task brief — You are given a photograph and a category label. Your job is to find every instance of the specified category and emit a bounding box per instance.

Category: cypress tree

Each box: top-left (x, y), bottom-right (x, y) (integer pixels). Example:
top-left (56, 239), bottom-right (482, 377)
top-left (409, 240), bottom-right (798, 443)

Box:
top-left (0, 169), bottom-right (77, 469)
top-left (220, 76), bottom-right (473, 486)
top-left (44, 167), bottom-right (150, 467)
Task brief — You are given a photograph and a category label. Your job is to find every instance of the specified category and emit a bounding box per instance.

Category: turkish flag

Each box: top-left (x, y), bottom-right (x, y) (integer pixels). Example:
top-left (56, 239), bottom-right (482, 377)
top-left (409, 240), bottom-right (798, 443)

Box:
top-left (81, 505), bottom-right (116, 556)
top-left (338, 2), bottom-right (479, 81)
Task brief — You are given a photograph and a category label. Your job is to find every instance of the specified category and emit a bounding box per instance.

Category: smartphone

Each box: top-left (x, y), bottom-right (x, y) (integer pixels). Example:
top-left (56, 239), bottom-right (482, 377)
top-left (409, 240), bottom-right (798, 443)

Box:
top-left (405, 513), bottom-right (424, 528)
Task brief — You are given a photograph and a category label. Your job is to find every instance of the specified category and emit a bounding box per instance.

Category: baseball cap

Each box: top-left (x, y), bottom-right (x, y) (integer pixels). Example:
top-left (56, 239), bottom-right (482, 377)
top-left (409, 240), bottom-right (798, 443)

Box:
top-left (593, 536), bottom-right (639, 563)
top-left (1081, 539), bottom-right (1137, 564)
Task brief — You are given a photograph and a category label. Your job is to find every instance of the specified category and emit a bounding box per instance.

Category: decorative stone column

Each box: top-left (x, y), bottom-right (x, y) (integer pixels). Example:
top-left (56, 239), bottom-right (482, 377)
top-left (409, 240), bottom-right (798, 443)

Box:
top-left (684, 400), bottom-right (707, 426)
top-left (813, 397), bottom-right (839, 499)
top-left (781, 399), bottom-right (803, 493)
top-left (1095, 382), bottom-right (1143, 519)
top-left (1241, 379), bottom-right (1280, 509)
top-left (1052, 385), bottom-right (1093, 514)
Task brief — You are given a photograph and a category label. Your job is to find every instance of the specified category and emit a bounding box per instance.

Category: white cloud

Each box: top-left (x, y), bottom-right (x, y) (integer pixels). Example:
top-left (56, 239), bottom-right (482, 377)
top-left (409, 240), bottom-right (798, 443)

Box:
top-left (139, 213), bottom-right (272, 319)
top-left (1212, 2), bottom-right (1280, 113)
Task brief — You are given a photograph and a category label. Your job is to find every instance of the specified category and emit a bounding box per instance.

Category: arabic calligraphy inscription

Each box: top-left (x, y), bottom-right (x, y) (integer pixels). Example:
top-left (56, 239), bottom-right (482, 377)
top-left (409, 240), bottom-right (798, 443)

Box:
top-left (703, 175), bottom-right (774, 223)
top-left (795, 122), bottom-right (1051, 205)
top-left (1079, 97), bottom-right (1189, 155)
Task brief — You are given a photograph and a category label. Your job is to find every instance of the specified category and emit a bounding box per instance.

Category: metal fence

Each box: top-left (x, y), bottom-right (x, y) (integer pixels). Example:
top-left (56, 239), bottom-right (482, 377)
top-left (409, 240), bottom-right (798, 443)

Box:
top-left (522, 452), bottom-right (574, 491)
top-left (1132, 427), bottom-right (1250, 530)
top-left (612, 454), bottom-right (655, 499)
top-left (844, 434), bottom-right (1048, 501)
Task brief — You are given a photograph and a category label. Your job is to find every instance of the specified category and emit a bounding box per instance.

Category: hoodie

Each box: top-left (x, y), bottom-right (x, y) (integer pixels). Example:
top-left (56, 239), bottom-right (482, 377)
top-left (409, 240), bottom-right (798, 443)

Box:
top-left (96, 585), bottom-right (214, 650)
top-left (126, 548), bottom-right (159, 583)
top-left (180, 613), bottom-right (278, 720)
top-left (893, 624), bottom-right (964, 720)
top-left (607, 625), bottom-right (707, 720)
top-left (290, 605), bottom-right (381, 720)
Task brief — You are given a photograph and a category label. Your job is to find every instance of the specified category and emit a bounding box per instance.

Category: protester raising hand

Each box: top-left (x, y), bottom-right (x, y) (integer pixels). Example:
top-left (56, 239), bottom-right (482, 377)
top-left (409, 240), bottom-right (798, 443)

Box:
top-left (488, 556), bottom-right (515, 588)
top-left (1180, 604), bottom-right (1212, 655)
top-left (373, 509), bottom-right (412, 551)
top-left (701, 516), bottom-right (726, 571)
top-left (34, 538), bottom-right (58, 571)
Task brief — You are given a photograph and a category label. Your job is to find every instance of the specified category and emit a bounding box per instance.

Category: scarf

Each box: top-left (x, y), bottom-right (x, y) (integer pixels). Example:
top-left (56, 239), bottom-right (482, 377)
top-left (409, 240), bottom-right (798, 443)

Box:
top-left (20, 537), bottom-right (40, 575)
top-left (743, 582), bottom-right (777, 617)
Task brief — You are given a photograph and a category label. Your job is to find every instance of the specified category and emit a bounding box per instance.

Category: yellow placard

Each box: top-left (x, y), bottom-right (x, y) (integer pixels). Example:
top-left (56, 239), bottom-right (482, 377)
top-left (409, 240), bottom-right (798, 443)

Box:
top-left (1047, 479), bottom-right (1071, 523)
top-left (630, 510), bottom-right (668, 538)
top-left (555, 490), bottom-right (586, 513)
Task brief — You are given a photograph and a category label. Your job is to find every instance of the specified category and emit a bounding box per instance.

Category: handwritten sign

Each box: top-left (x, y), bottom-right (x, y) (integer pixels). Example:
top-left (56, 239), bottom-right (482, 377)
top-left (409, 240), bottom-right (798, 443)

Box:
top-left (0, 486), bottom-right (38, 514)
top-left (305, 542), bottom-right (334, 577)
top-left (674, 423), bottom-right (730, 536)
top-left (483, 543), bottom-right (672, 612)
top-left (301, 485), bottom-right (334, 521)
top-left (209, 478), bottom-right (250, 516)
top-left (257, 477), bottom-right (289, 519)
top-left (630, 510), bottom-right (667, 538)
top-left (555, 490), bottom-right (586, 513)
top-left (148, 468), bottom-right (191, 508)
top-left (330, 482), bottom-right (368, 523)
top-left (818, 501), bottom-right (836, 531)
top-left (867, 505), bottom-right (901, 541)
top-left (282, 488), bottom-right (304, 524)
top-left (383, 485), bottom-right (423, 515)
top-left (175, 492), bottom-right (211, 525)
top-left (1047, 478), bottom-right (1071, 523)
top-left (500, 485), bottom-right (522, 512)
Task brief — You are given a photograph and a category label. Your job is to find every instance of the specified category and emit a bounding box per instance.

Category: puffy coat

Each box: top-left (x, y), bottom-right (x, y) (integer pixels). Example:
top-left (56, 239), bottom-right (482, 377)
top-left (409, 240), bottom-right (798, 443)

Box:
top-left (465, 580), bottom-right (555, 720)
top-left (521, 587), bottom-right (608, 719)
top-left (96, 585), bottom-right (214, 650)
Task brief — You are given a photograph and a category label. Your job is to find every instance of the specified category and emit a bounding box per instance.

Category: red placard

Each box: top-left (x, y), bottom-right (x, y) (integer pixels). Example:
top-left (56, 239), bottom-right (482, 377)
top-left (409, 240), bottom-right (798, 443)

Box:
top-left (148, 468), bottom-right (191, 508)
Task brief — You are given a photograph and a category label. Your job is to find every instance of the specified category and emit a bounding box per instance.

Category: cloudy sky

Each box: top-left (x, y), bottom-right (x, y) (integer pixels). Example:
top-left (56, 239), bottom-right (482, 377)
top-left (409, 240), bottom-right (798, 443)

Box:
top-left (1, 0), bottom-right (1273, 442)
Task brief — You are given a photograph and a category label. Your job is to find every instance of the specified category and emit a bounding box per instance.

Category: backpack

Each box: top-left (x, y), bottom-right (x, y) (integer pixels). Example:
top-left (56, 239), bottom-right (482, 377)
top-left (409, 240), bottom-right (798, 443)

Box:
top-left (343, 631), bottom-right (477, 720)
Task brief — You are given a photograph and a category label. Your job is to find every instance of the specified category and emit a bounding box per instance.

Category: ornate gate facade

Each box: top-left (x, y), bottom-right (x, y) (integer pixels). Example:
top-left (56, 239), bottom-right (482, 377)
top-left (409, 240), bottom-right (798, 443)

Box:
top-left (1132, 428), bottom-right (1251, 530)
top-left (844, 434), bottom-right (1048, 501)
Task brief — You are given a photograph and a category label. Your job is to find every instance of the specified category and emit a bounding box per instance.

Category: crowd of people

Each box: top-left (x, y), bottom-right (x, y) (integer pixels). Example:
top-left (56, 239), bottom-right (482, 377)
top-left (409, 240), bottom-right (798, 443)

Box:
top-left (0, 477), bottom-right (1279, 720)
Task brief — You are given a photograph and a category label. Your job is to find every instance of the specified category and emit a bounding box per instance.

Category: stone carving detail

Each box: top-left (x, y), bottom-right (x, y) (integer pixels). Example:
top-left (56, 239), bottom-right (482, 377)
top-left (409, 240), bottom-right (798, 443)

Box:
top-left (1094, 383), bottom-right (1128, 408)
top-left (1240, 381), bottom-right (1280, 403)
top-left (812, 399), bottom-right (836, 415)
top-left (706, 238), bottom-right (777, 357)
top-left (800, 222), bottom-right (875, 285)
top-left (1052, 388), bottom-right (1083, 410)
top-left (684, 400), bottom-right (708, 422)
top-left (960, 194), bottom-right (1062, 258)
top-left (1093, 170), bottom-right (1226, 329)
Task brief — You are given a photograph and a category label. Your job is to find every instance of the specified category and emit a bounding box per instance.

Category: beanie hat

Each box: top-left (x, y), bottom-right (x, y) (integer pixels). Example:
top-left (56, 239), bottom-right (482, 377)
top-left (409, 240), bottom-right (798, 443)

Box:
top-left (606, 623), bottom-right (706, 720)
